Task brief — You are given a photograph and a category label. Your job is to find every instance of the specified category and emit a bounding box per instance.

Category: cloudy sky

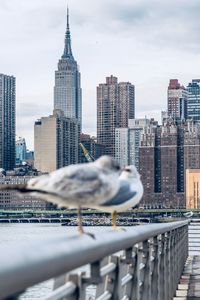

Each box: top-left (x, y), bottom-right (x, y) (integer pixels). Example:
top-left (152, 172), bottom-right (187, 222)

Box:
top-left (1, 0), bottom-right (200, 149)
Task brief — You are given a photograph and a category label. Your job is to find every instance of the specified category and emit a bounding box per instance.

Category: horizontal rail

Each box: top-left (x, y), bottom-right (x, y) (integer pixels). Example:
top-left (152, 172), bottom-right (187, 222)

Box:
top-left (96, 291), bottom-right (112, 300)
top-left (100, 262), bottom-right (116, 277)
top-left (0, 220), bottom-right (189, 299)
top-left (43, 282), bottom-right (76, 300)
top-left (121, 273), bottom-right (133, 286)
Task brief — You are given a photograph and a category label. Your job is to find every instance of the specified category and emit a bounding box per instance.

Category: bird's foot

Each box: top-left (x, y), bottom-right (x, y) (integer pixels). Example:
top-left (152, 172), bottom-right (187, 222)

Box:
top-left (85, 232), bottom-right (96, 239)
top-left (112, 225), bottom-right (126, 232)
top-left (78, 228), bottom-right (95, 239)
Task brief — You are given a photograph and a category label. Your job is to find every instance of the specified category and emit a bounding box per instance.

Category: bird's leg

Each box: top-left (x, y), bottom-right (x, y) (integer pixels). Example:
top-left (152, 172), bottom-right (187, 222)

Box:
top-left (77, 205), bottom-right (84, 235)
top-left (112, 210), bottom-right (126, 231)
top-left (112, 210), bottom-right (117, 229)
top-left (77, 206), bottom-right (95, 239)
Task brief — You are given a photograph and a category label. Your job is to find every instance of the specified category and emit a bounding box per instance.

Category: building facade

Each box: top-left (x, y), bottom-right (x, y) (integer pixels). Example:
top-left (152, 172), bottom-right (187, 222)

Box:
top-left (115, 118), bottom-right (151, 169)
top-left (34, 109), bottom-right (80, 173)
top-left (0, 175), bottom-right (47, 210)
top-left (16, 137), bottom-right (27, 165)
top-left (139, 118), bottom-right (200, 208)
top-left (186, 169), bottom-right (200, 209)
top-left (187, 79), bottom-right (200, 122)
top-left (97, 75), bottom-right (135, 157)
top-left (54, 8), bottom-right (82, 127)
top-left (167, 79), bottom-right (188, 120)
top-left (0, 74), bottom-right (15, 170)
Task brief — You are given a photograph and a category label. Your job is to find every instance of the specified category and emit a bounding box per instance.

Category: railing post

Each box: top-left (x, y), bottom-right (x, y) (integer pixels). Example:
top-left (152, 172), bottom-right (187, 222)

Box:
top-left (151, 236), bottom-right (159, 300)
top-left (164, 232), bottom-right (170, 300)
top-left (130, 246), bottom-right (138, 300)
top-left (141, 240), bottom-right (151, 300)
top-left (95, 255), bottom-right (119, 300)
top-left (118, 248), bottom-right (134, 299)
top-left (131, 245), bottom-right (140, 300)
top-left (158, 233), bottom-right (165, 300)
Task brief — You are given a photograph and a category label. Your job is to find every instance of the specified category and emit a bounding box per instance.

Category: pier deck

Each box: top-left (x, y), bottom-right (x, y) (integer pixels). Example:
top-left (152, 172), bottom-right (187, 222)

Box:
top-left (175, 256), bottom-right (200, 300)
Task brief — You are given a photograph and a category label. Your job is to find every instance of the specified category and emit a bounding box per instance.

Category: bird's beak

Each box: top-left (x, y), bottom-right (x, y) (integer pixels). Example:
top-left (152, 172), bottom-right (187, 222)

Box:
top-left (123, 167), bottom-right (131, 173)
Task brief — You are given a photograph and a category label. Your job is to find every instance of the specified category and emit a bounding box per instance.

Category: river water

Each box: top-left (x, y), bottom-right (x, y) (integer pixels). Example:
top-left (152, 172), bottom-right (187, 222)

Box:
top-left (0, 223), bottom-right (110, 299)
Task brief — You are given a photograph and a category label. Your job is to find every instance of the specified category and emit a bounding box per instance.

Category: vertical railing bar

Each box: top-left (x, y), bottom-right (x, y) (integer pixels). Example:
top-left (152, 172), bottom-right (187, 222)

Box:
top-left (158, 233), bottom-right (165, 300)
top-left (130, 245), bottom-right (138, 300)
top-left (141, 240), bottom-right (150, 300)
top-left (151, 235), bottom-right (159, 300)
top-left (164, 232), bottom-right (170, 300)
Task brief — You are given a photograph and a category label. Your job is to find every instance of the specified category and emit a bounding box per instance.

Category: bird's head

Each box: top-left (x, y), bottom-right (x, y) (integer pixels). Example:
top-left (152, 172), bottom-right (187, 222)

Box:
top-left (95, 155), bottom-right (121, 173)
top-left (121, 165), bottom-right (140, 180)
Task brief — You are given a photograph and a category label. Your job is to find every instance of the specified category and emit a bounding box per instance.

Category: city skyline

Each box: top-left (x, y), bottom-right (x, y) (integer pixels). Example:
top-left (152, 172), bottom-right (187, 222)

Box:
top-left (1, 1), bottom-right (200, 149)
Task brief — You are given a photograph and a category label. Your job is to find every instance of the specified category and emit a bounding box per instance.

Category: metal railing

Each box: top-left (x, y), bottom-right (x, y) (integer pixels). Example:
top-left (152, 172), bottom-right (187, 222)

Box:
top-left (0, 221), bottom-right (188, 300)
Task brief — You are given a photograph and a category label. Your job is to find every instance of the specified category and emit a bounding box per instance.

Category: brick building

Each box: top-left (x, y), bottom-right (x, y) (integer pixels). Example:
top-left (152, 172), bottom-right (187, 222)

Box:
top-left (139, 118), bottom-right (200, 208)
top-left (97, 75), bottom-right (135, 157)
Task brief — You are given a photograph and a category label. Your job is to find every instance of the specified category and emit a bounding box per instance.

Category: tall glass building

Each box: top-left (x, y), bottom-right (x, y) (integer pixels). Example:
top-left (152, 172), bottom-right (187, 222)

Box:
top-left (54, 8), bottom-right (82, 127)
top-left (0, 74), bottom-right (15, 170)
top-left (187, 79), bottom-right (200, 122)
top-left (16, 137), bottom-right (27, 165)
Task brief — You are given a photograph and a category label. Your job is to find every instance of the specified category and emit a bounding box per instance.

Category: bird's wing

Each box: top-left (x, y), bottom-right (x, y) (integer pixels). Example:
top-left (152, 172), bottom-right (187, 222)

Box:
top-left (27, 166), bottom-right (118, 205)
top-left (100, 179), bottom-right (137, 206)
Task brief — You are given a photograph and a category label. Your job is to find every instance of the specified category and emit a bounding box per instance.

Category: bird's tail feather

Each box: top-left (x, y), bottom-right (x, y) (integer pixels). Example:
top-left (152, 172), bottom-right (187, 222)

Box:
top-left (0, 184), bottom-right (55, 196)
top-left (0, 184), bottom-right (44, 193)
top-left (0, 184), bottom-right (27, 191)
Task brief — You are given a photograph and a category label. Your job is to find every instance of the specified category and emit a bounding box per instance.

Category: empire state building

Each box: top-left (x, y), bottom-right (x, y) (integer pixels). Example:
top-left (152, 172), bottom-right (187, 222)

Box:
top-left (54, 8), bottom-right (82, 127)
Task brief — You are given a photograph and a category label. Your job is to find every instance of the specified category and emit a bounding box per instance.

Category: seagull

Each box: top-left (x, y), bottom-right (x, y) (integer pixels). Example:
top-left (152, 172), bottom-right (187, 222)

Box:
top-left (0, 156), bottom-right (121, 235)
top-left (92, 165), bottom-right (143, 228)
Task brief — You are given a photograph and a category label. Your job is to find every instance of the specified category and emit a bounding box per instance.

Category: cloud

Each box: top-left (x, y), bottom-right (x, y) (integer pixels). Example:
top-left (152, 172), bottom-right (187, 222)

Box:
top-left (1, 0), bottom-right (200, 149)
top-left (17, 102), bottom-right (51, 118)
top-left (82, 0), bottom-right (200, 52)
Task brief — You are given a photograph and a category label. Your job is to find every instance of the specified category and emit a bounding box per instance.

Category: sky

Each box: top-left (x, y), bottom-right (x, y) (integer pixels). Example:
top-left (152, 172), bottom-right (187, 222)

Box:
top-left (1, 0), bottom-right (200, 150)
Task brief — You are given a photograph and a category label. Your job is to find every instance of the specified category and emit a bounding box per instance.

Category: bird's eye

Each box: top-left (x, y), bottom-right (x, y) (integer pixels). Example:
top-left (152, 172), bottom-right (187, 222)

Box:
top-left (124, 168), bottom-right (131, 173)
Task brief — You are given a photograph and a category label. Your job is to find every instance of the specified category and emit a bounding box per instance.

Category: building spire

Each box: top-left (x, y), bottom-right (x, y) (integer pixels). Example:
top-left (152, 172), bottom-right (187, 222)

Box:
top-left (67, 6), bottom-right (69, 31)
top-left (62, 6), bottom-right (74, 59)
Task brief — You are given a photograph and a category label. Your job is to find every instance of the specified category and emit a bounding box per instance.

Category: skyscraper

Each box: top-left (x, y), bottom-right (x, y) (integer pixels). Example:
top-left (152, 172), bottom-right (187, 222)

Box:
top-left (0, 74), bottom-right (15, 170)
top-left (34, 110), bottom-right (80, 173)
top-left (167, 79), bottom-right (188, 120)
top-left (187, 79), bottom-right (200, 122)
top-left (97, 75), bottom-right (135, 156)
top-left (54, 8), bottom-right (82, 126)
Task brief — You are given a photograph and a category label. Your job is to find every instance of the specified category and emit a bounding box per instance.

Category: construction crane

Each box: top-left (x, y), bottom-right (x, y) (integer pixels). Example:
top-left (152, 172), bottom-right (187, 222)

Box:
top-left (79, 143), bottom-right (95, 162)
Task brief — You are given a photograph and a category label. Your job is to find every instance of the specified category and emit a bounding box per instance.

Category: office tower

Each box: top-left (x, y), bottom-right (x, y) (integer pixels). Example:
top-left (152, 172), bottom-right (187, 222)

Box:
top-left (167, 79), bottom-right (188, 120)
top-left (115, 118), bottom-right (151, 169)
top-left (187, 79), bottom-right (200, 122)
top-left (139, 118), bottom-right (200, 208)
top-left (34, 110), bottom-right (80, 173)
top-left (97, 75), bottom-right (135, 156)
top-left (54, 8), bottom-right (82, 127)
top-left (16, 137), bottom-right (27, 165)
top-left (80, 133), bottom-right (105, 163)
top-left (0, 74), bottom-right (15, 170)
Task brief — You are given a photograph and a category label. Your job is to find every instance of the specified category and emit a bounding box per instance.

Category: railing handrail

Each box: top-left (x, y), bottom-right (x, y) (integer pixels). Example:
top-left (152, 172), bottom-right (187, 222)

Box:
top-left (0, 221), bottom-right (189, 299)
